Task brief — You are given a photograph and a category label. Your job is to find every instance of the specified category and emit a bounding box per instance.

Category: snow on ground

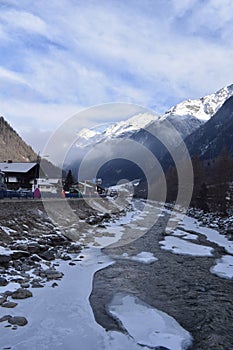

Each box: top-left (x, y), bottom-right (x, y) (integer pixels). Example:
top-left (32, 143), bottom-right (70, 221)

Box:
top-left (160, 236), bottom-right (214, 256)
top-left (0, 201), bottom-right (195, 350)
top-left (0, 226), bottom-right (17, 235)
top-left (0, 249), bottom-right (147, 350)
top-left (0, 245), bottom-right (13, 255)
top-left (177, 216), bottom-right (233, 255)
top-left (164, 211), bottom-right (233, 279)
top-left (171, 229), bottom-right (198, 240)
top-left (109, 294), bottom-right (192, 350)
top-left (210, 255), bottom-right (233, 280)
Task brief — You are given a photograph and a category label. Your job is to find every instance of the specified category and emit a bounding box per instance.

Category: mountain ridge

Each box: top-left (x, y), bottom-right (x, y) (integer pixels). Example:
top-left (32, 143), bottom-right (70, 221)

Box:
top-left (0, 116), bottom-right (37, 162)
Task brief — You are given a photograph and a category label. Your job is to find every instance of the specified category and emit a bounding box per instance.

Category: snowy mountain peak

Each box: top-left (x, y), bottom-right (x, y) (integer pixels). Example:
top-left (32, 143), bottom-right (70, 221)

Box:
top-left (75, 112), bottom-right (158, 148)
top-left (163, 84), bottom-right (233, 121)
top-left (103, 112), bottom-right (158, 137)
top-left (78, 128), bottom-right (101, 140)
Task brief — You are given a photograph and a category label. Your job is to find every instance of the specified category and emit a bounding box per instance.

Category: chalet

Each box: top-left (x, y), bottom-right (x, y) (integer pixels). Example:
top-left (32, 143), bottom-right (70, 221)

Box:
top-left (31, 177), bottom-right (61, 194)
top-left (0, 162), bottom-right (39, 190)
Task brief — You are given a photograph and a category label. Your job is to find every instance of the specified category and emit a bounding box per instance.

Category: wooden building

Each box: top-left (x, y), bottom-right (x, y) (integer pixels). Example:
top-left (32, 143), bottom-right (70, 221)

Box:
top-left (0, 162), bottom-right (39, 190)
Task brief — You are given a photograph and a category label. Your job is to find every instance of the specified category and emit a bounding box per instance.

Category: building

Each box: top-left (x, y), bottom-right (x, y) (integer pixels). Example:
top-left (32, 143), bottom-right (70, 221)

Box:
top-left (31, 177), bottom-right (61, 194)
top-left (0, 162), bottom-right (39, 190)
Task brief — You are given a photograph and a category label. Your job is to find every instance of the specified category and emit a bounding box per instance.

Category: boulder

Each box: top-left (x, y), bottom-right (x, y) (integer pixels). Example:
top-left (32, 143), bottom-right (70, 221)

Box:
top-left (0, 254), bottom-right (11, 264)
top-left (39, 250), bottom-right (55, 261)
top-left (8, 316), bottom-right (28, 326)
top-left (2, 301), bottom-right (18, 308)
top-left (0, 315), bottom-right (11, 322)
top-left (0, 277), bottom-right (8, 286)
top-left (67, 243), bottom-right (82, 254)
top-left (40, 269), bottom-right (63, 280)
top-left (11, 250), bottom-right (30, 259)
top-left (11, 288), bottom-right (33, 299)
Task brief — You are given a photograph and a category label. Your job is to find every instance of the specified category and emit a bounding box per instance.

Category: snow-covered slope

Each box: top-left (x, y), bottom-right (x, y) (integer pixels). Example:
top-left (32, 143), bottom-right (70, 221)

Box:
top-left (75, 112), bottom-right (158, 148)
top-left (163, 84), bottom-right (233, 121)
top-left (103, 112), bottom-right (159, 137)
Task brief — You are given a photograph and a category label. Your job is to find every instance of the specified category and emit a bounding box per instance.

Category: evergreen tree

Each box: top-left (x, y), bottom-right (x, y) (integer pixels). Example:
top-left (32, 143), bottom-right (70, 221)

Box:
top-left (64, 169), bottom-right (74, 191)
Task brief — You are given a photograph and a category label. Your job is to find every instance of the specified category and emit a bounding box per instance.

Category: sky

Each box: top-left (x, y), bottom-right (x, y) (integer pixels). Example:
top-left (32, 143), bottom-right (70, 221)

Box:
top-left (0, 0), bottom-right (233, 154)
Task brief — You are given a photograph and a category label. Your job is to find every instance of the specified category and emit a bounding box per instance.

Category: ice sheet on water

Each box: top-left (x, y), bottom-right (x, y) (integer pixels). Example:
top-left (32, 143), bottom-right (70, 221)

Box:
top-left (210, 255), bottom-right (233, 279)
top-left (160, 236), bottom-right (213, 256)
top-left (109, 293), bottom-right (193, 350)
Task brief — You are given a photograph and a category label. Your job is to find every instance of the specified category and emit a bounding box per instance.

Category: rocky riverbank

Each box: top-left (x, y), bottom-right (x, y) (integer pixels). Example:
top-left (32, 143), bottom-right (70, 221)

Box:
top-left (0, 198), bottom-right (119, 331)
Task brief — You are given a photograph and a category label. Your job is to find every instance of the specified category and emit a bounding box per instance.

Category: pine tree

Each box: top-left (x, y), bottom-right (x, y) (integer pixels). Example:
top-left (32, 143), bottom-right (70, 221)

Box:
top-left (63, 170), bottom-right (74, 191)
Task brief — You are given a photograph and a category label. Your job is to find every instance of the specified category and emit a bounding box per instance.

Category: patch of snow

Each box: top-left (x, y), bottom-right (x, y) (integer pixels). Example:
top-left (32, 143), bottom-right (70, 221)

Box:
top-left (172, 229), bottom-right (198, 240)
top-left (178, 216), bottom-right (233, 255)
top-left (109, 293), bottom-right (192, 350)
top-left (0, 226), bottom-right (17, 235)
top-left (0, 245), bottom-right (13, 255)
top-left (210, 255), bottom-right (233, 280)
top-left (160, 236), bottom-right (213, 256)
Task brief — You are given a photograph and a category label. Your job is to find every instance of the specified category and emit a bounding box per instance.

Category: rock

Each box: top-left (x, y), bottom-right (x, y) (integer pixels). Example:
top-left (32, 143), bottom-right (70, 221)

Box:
top-left (11, 250), bottom-right (30, 259)
top-left (0, 296), bottom-right (7, 305)
top-left (61, 254), bottom-right (71, 261)
top-left (69, 262), bottom-right (76, 266)
top-left (39, 250), bottom-right (55, 261)
top-left (40, 269), bottom-right (64, 280)
top-left (51, 282), bottom-right (58, 288)
top-left (30, 254), bottom-right (42, 262)
top-left (85, 216), bottom-right (102, 225)
top-left (0, 277), bottom-right (8, 286)
top-left (31, 281), bottom-right (44, 288)
top-left (0, 315), bottom-right (11, 322)
top-left (11, 243), bottom-right (28, 251)
top-left (20, 282), bottom-right (30, 288)
top-left (2, 301), bottom-right (18, 308)
top-left (3, 291), bottom-right (13, 297)
top-left (0, 254), bottom-right (11, 264)
top-left (67, 243), bottom-right (82, 254)
top-left (8, 316), bottom-right (28, 326)
top-left (27, 242), bottom-right (42, 254)
top-left (11, 288), bottom-right (33, 299)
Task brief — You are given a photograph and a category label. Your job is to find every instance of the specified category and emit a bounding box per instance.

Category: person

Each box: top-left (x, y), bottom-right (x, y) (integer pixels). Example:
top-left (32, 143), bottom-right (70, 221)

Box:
top-left (33, 187), bottom-right (41, 199)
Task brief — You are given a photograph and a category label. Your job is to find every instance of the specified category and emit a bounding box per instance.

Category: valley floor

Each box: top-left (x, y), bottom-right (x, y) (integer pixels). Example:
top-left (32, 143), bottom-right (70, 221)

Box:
top-left (0, 199), bottom-right (233, 349)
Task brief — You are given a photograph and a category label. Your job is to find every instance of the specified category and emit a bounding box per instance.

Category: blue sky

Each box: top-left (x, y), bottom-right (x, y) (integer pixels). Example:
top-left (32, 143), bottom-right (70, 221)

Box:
top-left (0, 0), bottom-right (233, 153)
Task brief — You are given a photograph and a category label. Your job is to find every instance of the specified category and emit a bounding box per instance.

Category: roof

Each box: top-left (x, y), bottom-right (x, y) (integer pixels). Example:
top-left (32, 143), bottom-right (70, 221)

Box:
top-left (0, 162), bottom-right (38, 173)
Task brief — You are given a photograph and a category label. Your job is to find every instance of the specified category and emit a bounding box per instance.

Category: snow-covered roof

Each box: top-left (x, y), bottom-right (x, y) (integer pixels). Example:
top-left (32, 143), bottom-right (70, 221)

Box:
top-left (0, 162), bottom-right (38, 173)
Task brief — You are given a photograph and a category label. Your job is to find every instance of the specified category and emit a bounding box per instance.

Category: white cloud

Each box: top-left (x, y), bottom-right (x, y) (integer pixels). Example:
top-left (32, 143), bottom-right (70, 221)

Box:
top-left (0, 9), bottom-right (48, 36)
top-left (0, 0), bottom-right (233, 152)
top-left (0, 66), bottom-right (29, 85)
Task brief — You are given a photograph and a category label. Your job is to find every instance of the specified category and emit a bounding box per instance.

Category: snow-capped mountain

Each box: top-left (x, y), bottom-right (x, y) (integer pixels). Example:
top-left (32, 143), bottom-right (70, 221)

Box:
top-left (75, 112), bottom-right (159, 148)
top-left (184, 95), bottom-right (233, 159)
top-left (66, 83), bottom-right (233, 186)
top-left (76, 84), bottom-right (233, 150)
top-left (163, 84), bottom-right (233, 121)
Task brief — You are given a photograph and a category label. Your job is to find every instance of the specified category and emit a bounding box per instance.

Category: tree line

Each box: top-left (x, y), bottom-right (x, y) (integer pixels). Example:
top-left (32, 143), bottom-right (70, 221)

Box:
top-left (165, 148), bottom-right (233, 215)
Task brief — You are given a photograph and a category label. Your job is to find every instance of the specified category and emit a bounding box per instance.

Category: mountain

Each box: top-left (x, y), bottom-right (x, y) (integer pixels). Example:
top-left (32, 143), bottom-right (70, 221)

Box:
top-left (163, 84), bottom-right (233, 121)
top-left (66, 84), bottom-right (233, 186)
top-left (74, 84), bottom-right (233, 152)
top-left (0, 116), bottom-right (61, 177)
top-left (184, 95), bottom-right (233, 159)
top-left (75, 112), bottom-right (159, 148)
top-left (0, 116), bottom-right (37, 162)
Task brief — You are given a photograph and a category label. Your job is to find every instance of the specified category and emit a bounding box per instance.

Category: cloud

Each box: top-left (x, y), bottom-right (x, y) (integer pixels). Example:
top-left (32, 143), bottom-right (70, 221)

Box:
top-left (0, 0), bottom-right (233, 153)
